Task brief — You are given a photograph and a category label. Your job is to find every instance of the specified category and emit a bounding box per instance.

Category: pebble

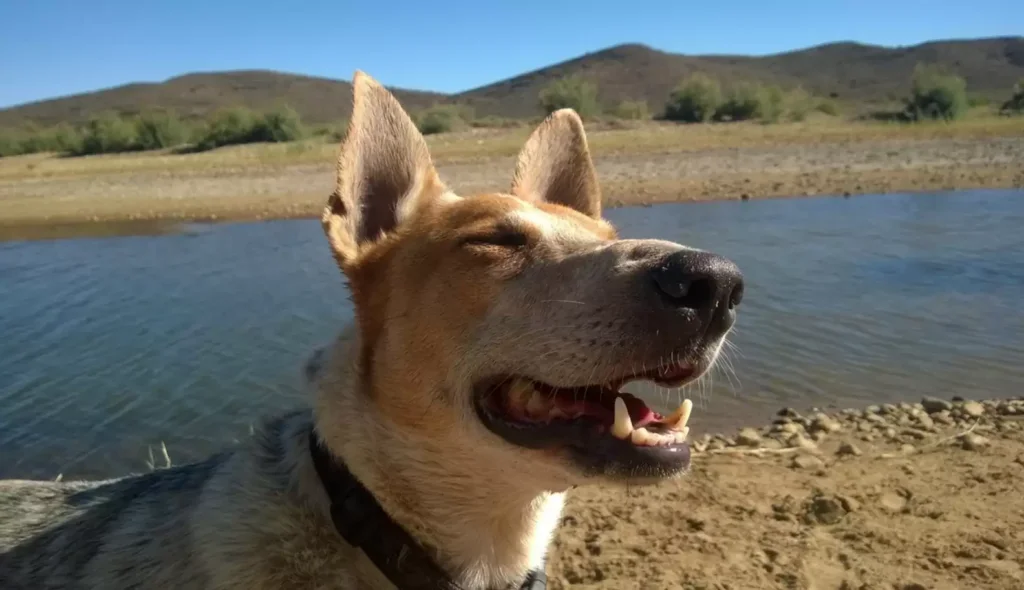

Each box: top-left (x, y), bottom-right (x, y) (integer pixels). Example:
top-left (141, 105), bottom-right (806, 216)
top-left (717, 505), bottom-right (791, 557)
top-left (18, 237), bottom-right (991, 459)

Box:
top-left (836, 442), bottom-right (862, 457)
top-left (810, 414), bottom-right (842, 434)
top-left (961, 401), bottom-right (986, 419)
top-left (961, 433), bottom-right (990, 451)
top-left (735, 428), bottom-right (762, 447)
top-left (921, 396), bottom-right (953, 413)
top-left (786, 434), bottom-right (817, 450)
top-left (931, 411), bottom-right (954, 425)
top-left (791, 454), bottom-right (825, 470)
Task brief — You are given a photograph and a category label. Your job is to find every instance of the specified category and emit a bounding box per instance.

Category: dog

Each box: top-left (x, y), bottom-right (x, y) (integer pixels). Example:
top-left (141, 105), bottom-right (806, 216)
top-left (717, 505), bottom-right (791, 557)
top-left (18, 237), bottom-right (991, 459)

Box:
top-left (0, 72), bottom-right (744, 589)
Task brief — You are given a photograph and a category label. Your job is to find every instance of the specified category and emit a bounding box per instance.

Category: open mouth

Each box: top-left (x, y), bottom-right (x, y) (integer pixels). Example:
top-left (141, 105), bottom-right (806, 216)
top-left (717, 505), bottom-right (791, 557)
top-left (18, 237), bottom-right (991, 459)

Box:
top-left (474, 363), bottom-right (698, 476)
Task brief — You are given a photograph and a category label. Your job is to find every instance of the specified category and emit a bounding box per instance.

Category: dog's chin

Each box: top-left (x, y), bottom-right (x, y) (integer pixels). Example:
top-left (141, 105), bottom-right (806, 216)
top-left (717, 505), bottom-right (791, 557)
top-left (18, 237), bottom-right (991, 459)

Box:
top-left (472, 361), bottom-right (705, 482)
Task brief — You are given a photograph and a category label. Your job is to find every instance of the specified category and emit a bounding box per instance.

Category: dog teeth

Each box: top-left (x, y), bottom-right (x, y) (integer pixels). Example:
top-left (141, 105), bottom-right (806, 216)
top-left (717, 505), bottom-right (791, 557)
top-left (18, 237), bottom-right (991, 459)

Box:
top-left (611, 397), bottom-right (634, 439)
top-left (630, 427), bottom-right (653, 445)
top-left (664, 399), bottom-right (693, 431)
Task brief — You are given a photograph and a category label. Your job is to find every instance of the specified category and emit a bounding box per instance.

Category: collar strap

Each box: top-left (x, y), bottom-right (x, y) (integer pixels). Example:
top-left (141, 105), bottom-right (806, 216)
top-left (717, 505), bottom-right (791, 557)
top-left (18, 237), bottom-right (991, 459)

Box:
top-left (308, 432), bottom-right (547, 590)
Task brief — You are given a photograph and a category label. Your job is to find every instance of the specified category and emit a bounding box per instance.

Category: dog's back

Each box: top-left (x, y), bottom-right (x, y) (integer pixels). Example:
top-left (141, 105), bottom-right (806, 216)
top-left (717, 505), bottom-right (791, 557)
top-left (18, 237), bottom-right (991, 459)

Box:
top-left (0, 452), bottom-right (229, 589)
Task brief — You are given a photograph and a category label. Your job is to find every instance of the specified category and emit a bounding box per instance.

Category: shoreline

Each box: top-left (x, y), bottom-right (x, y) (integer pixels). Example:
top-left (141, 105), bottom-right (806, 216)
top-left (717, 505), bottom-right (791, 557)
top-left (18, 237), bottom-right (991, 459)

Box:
top-left (1, 122), bottom-right (1022, 241)
top-left (551, 395), bottom-right (1024, 589)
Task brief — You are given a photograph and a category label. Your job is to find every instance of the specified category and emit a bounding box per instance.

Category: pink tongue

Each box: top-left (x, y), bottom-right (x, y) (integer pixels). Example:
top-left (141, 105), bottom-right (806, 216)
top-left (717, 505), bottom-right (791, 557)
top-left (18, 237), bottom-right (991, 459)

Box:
top-left (558, 392), bottom-right (658, 427)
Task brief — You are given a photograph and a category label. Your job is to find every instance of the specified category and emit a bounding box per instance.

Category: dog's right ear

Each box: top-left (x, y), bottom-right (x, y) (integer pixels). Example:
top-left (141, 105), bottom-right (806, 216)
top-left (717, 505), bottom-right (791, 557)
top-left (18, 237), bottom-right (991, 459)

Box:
top-left (322, 71), bottom-right (448, 269)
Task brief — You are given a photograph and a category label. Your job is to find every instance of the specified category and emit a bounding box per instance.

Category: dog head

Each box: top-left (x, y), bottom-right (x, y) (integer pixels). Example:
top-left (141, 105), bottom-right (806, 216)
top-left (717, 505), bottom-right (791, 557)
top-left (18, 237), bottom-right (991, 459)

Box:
top-left (318, 72), bottom-right (743, 489)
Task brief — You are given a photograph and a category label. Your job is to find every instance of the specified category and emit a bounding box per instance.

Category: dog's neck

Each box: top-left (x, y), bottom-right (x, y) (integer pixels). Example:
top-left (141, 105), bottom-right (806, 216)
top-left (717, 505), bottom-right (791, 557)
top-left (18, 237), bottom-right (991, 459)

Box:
top-left (311, 335), bottom-right (567, 589)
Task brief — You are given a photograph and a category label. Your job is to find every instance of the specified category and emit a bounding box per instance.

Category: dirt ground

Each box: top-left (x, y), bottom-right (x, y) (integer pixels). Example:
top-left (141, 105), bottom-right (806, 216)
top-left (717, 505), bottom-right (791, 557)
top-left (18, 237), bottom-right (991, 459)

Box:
top-left (1, 124), bottom-right (1022, 240)
top-left (547, 397), bottom-right (1024, 590)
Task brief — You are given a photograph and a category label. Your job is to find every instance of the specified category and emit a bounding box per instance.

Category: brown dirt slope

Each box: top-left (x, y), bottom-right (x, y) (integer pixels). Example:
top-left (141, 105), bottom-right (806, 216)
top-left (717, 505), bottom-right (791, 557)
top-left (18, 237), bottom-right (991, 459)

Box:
top-left (1, 37), bottom-right (1021, 127)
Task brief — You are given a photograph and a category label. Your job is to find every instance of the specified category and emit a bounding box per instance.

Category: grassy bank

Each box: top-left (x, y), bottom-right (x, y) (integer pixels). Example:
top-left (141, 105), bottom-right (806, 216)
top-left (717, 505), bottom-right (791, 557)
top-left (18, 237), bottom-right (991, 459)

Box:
top-left (1, 117), bottom-right (1022, 239)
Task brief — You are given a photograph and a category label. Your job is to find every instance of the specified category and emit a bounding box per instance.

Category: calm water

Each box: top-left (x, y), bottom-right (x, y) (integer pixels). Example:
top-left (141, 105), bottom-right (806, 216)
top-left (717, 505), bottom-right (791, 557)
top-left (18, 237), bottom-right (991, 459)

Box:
top-left (2, 189), bottom-right (1023, 480)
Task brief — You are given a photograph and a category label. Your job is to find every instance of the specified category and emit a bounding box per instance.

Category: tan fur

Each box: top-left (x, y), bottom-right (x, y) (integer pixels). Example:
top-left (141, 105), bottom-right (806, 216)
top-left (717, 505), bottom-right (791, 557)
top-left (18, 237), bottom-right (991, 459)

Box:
top-left (0, 71), bottom-right (741, 590)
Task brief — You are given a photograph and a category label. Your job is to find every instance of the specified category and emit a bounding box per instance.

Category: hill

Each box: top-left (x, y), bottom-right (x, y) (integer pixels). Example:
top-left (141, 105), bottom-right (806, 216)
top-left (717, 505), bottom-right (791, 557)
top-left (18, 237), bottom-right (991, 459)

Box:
top-left (0, 71), bottom-right (445, 128)
top-left (1, 36), bottom-right (1021, 127)
top-left (456, 37), bottom-right (1024, 117)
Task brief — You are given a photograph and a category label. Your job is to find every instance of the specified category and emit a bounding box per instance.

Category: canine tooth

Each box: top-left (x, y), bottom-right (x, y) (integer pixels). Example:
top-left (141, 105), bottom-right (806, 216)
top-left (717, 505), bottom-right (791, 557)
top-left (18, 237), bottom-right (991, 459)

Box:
top-left (526, 390), bottom-right (548, 416)
top-left (664, 399), bottom-right (693, 431)
top-left (612, 397), bottom-right (634, 439)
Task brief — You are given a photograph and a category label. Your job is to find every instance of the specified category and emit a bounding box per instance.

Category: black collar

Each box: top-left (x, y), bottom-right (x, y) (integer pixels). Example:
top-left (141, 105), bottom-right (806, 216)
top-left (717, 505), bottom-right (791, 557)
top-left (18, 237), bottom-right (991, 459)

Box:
top-left (308, 432), bottom-right (547, 590)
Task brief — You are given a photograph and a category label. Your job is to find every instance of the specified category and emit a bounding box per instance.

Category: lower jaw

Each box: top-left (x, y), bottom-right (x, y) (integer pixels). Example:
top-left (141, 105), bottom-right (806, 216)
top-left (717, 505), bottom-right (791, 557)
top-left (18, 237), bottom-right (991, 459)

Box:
top-left (476, 416), bottom-right (692, 478)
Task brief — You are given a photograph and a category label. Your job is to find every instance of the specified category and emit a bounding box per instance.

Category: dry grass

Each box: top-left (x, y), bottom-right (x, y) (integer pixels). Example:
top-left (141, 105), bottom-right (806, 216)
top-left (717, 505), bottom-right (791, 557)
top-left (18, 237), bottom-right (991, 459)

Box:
top-left (2, 116), bottom-right (1022, 182)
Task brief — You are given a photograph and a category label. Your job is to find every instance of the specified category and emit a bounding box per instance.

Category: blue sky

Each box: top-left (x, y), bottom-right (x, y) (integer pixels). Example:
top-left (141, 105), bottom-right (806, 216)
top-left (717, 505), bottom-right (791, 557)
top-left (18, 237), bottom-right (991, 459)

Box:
top-left (1, 0), bottom-right (1021, 109)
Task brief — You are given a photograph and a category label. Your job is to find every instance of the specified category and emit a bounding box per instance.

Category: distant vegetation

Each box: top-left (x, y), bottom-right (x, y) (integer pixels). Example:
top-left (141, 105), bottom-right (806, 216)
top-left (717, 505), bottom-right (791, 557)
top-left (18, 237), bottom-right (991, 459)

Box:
top-left (2, 63), bottom-right (1022, 159)
top-left (902, 64), bottom-right (969, 121)
top-left (538, 75), bottom-right (601, 118)
top-left (1001, 79), bottom-right (1024, 115)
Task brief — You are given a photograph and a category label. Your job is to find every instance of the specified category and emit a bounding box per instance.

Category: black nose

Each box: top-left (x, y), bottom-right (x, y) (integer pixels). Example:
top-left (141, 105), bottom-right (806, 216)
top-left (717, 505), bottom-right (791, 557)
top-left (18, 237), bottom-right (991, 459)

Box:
top-left (650, 249), bottom-right (744, 335)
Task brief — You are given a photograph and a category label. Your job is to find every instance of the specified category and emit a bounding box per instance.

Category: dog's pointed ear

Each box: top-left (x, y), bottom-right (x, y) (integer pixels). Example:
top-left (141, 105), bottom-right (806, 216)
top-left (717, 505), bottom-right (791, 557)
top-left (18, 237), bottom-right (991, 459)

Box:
top-left (322, 71), bottom-right (448, 269)
top-left (510, 109), bottom-right (601, 219)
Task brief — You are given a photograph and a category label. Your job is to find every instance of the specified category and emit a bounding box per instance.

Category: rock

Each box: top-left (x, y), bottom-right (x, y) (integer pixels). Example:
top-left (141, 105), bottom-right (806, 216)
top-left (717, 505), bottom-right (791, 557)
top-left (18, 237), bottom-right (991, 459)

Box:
top-left (883, 427), bottom-right (898, 440)
top-left (866, 405), bottom-right (882, 414)
top-left (735, 428), bottom-right (762, 447)
top-left (921, 397), bottom-right (953, 414)
top-left (791, 454), bottom-right (825, 470)
top-left (802, 493), bottom-right (847, 525)
top-left (881, 403), bottom-right (898, 415)
top-left (961, 433), bottom-right (990, 451)
top-left (777, 407), bottom-right (801, 418)
top-left (863, 413), bottom-right (886, 424)
top-left (900, 444), bottom-right (917, 454)
top-left (931, 411), bottom-right (954, 425)
top-left (961, 401), bottom-right (985, 419)
top-left (707, 439), bottom-right (726, 451)
top-left (915, 414), bottom-right (936, 431)
top-left (836, 442), bottom-right (862, 457)
top-left (772, 422), bottom-right (803, 435)
top-left (786, 434), bottom-right (817, 450)
top-left (809, 414), bottom-right (842, 434)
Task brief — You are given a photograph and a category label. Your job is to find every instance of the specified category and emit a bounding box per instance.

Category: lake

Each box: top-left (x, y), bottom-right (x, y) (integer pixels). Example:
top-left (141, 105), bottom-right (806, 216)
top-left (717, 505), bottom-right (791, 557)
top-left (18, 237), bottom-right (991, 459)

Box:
top-left (2, 189), bottom-right (1023, 480)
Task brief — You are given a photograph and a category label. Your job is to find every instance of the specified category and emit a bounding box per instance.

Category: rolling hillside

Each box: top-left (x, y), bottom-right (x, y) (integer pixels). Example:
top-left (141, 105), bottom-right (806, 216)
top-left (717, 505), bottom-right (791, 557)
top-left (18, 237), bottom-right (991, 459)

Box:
top-left (1, 36), bottom-right (1021, 127)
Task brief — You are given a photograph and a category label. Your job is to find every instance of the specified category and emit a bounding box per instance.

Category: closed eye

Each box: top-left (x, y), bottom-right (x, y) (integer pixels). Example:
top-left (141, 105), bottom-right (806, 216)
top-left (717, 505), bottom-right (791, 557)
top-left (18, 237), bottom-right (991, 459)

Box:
top-left (461, 231), bottom-right (529, 249)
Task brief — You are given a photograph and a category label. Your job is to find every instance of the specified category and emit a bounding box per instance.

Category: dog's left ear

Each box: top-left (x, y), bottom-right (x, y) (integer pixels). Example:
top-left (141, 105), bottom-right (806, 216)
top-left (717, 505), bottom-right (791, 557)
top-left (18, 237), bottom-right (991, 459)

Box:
top-left (510, 109), bottom-right (601, 219)
top-left (323, 71), bottom-right (448, 269)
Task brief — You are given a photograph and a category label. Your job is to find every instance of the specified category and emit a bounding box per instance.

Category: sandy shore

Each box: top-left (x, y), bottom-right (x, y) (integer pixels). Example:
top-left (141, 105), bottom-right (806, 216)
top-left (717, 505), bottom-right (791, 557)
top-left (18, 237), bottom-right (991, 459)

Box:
top-left (548, 396), bottom-right (1024, 589)
top-left (1, 120), bottom-right (1022, 240)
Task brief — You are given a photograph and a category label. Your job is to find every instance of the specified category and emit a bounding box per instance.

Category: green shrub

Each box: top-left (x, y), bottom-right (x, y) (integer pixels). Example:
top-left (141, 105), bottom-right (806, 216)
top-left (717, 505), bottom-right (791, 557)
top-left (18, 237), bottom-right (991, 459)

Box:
top-left (903, 64), bottom-right (968, 121)
top-left (74, 113), bottom-right (139, 155)
top-left (469, 115), bottom-right (521, 129)
top-left (538, 76), bottom-right (601, 118)
top-left (1001, 79), bottom-right (1024, 115)
top-left (0, 131), bottom-right (20, 157)
top-left (815, 99), bottom-right (841, 116)
top-left (758, 85), bottom-right (786, 123)
top-left (134, 111), bottom-right (188, 150)
top-left (612, 100), bottom-right (650, 120)
top-left (195, 106), bottom-right (305, 150)
top-left (416, 104), bottom-right (471, 135)
top-left (252, 105), bottom-right (305, 142)
top-left (715, 83), bottom-right (762, 121)
top-left (663, 74), bottom-right (721, 122)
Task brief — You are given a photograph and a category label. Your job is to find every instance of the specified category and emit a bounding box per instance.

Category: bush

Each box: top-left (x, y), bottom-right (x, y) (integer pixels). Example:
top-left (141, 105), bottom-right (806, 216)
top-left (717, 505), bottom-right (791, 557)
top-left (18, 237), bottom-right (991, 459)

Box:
top-left (416, 104), bottom-right (471, 135)
top-left (663, 74), bottom-right (721, 122)
top-left (74, 113), bottom-right (139, 155)
top-left (538, 76), bottom-right (601, 118)
top-left (252, 105), bottom-right (305, 143)
top-left (193, 106), bottom-right (304, 151)
top-left (611, 100), bottom-right (650, 120)
top-left (1001, 79), bottom-right (1024, 115)
top-left (133, 111), bottom-right (188, 150)
top-left (758, 85), bottom-right (786, 123)
top-left (815, 99), bottom-right (841, 116)
top-left (715, 83), bottom-right (762, 121)
top-left (903, 64), bottom-right (968, 121)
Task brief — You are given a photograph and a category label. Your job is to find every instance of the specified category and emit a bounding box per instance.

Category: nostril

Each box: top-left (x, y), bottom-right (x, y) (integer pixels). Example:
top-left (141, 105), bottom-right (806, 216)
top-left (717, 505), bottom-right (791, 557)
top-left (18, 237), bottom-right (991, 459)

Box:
top-left (728, 282), bottom-right (744, 310)
top-left (652, 274), bottom-right (715, 309)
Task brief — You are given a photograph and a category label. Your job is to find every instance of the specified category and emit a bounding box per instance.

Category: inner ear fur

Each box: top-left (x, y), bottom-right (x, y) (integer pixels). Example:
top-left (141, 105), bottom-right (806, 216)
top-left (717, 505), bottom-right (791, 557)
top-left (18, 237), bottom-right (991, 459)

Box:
top-left (322, 71), bottom-right (447, 269)
top-left (510, 108), bottom-right (602, 219)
